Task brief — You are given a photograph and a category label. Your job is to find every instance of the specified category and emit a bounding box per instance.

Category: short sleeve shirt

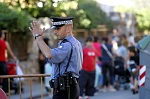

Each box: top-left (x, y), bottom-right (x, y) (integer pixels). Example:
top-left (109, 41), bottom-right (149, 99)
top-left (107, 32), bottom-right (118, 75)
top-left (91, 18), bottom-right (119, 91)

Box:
top-left (0, 40), bottom-right (7, 61)
top-left (48, 35), bottom-right (83, 79)
top-left (82, 47), bottom-right (97, 72)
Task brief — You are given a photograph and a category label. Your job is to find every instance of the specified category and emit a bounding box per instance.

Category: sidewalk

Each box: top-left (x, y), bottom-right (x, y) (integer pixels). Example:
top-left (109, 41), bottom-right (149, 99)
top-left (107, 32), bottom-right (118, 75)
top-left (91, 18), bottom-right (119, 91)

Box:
top-left (10, 82), bottom-right (139, 99)
top-left (10, 82), bottom-right (52, 99)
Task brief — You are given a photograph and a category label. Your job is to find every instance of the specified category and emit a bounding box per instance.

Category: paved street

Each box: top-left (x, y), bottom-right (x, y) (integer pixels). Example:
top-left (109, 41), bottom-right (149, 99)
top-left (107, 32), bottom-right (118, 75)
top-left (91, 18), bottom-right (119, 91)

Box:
top-left (90, 90), bottom-right (138, 99)
top-left (10, 83), bottom-right (138, 99)
top-left (44, 90), bottom-right (138, 99)
top-left (43, 89), bottom-right (138, 99)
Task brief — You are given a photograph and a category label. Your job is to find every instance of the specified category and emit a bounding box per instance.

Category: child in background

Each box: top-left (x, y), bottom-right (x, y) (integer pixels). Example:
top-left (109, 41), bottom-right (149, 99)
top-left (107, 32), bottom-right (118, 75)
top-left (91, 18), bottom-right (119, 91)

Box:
top-left (128, 46), bottom-right (139, 94)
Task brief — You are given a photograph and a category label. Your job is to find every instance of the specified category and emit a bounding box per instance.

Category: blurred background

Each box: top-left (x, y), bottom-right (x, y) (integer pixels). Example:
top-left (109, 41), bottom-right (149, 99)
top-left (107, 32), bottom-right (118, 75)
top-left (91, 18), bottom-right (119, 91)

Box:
top-left (0, 0), bottom-right (150, 99)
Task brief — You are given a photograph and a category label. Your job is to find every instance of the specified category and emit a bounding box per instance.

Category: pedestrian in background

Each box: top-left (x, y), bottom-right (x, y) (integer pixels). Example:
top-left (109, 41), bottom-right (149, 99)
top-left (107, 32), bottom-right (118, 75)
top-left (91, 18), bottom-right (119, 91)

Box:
top-left (114, 36), bottom-right (130, 90)
top-left (92, 36), bottom-right (103, 91)
top-left (128, 46), bottom-right (139, 94)
top-left (101, 37), bottom-right (116, 92)
top-left (0, 30), bottom-right (17, 93)
top-left (128, 33), bottom-right (135, 47)
top-left (92, 36), bottom-right (102, 60)
top-left (29, 17), bottom-right (83, 99)
top-left (79, 36), bottom-right (97, 99)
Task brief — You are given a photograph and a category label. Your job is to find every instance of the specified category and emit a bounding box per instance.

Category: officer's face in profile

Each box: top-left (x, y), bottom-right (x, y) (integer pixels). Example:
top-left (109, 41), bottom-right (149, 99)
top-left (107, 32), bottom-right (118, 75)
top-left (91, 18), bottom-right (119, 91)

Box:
top-left (53, 26), bottom-right (65, 40)
top-left (54, 24), bottom-right (72, 40)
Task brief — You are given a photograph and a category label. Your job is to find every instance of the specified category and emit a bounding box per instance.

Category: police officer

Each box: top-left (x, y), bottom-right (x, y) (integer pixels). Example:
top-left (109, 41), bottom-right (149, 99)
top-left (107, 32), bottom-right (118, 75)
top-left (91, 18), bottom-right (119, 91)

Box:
top-left (29, 17), bottom-right (83, 99)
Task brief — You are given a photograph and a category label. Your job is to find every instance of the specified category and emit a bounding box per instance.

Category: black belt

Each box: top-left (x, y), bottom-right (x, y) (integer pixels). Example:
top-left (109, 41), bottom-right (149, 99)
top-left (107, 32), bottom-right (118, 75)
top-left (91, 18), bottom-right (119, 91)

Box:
top-left (49, 75), bottom-right (78, 90)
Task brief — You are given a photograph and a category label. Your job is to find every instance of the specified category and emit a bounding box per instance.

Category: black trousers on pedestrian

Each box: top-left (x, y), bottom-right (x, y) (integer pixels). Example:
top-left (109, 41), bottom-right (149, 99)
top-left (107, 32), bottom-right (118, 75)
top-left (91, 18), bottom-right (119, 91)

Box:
top-left (0, 61), bottom-right (8, 93)
top-left (102, 61), bottom-right (114, 86)
top-left (79, 70), bottom-right (95, 96)
top-left (52, 79), bottom-right (80, 99)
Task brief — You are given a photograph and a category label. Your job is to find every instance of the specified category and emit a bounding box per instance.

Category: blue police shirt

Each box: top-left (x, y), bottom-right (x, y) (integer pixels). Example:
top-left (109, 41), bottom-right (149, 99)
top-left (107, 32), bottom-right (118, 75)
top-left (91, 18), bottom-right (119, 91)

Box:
top-left (48, 35), bottom-right (83, 79)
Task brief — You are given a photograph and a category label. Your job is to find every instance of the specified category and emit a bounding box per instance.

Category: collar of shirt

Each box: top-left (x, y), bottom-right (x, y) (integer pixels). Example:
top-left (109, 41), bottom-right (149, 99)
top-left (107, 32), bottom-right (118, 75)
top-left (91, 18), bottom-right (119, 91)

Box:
top-left (59, 35), bottom-right (73, 45)
top-left (64, 35), bottom-right (73, 41)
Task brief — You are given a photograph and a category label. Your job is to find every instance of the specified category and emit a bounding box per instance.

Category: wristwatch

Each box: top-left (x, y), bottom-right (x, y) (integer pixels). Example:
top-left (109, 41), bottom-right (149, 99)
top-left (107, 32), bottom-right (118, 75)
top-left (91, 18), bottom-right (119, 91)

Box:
top-left (33, 34), bottom-right (42, 39)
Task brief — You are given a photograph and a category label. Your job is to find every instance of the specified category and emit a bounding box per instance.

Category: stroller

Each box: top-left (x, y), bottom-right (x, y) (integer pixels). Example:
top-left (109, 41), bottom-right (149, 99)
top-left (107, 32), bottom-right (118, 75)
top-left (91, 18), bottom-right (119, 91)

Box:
top-left (114, 56), bottom-right (130, 90)
top-left (7, 60), bottom-right (24, 94)
top-left (128, 60), bottom-right (139, 94)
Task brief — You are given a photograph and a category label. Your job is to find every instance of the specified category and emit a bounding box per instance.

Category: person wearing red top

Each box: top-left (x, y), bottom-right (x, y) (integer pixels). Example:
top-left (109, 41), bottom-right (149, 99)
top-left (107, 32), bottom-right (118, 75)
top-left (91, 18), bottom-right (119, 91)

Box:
top-left (79, 36), bottom-right (97, 99)
top-left (0, 39), bottom-right (7, 61)
top-left (82, 48), bottom-right (97, 72)
top-left (92, 36), bottom-right (102, 59)
top-left (0, 30), bottom-right (17, 93)
top-left (92, 36), bottom-right (102, 91)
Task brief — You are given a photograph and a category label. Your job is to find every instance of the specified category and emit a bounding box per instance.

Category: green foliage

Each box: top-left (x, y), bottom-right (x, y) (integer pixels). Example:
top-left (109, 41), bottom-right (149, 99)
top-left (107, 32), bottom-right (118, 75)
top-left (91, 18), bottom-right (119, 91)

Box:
top-left (115, 0), bottom-right (150, 32)
top-left (0, 0), bottom-right (115, 59)
top-left (0, 3), bottom-right (31, 34)
top-left (24, 1), bottom-right (57, 18)
top-left (56, 0), bottom-right (113, 29)
top-left (0, 3), bottom-right (32, 59)
top-left (136, 9), bottom-right (150, 32)
top-left (78, 0), bottom-right (113, 29)
top-left (1, 0), bottom-right (113, 30)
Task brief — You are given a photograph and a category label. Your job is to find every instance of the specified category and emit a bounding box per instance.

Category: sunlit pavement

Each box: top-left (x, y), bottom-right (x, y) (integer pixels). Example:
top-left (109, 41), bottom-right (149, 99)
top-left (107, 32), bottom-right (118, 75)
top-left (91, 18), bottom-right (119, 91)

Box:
top-left (43, 90), bottom-right (138, 99)
top-left (10, 83), bottom-right (138, 99)
top-left (90, 90), bottom-right (138, 99)
top-left (41, 89), bottom-right (139, 99)
top-left (10, 82), bottom-right (50, 99)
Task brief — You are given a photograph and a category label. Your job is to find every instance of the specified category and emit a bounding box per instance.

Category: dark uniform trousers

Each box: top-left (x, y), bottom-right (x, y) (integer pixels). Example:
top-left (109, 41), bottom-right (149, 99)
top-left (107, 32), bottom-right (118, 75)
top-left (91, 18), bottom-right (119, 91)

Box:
top-left (52, 79), bottom-right (80, 99)
top-left (0, 62), bottom-right (8, 93)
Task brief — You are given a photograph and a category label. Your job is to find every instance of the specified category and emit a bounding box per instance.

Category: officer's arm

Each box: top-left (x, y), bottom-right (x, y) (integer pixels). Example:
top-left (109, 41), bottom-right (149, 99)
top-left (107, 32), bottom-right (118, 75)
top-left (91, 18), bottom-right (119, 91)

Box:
top-left (29, 21), bottom-right (52, 58)
top-left (35, 36), bottom-right (52, 58)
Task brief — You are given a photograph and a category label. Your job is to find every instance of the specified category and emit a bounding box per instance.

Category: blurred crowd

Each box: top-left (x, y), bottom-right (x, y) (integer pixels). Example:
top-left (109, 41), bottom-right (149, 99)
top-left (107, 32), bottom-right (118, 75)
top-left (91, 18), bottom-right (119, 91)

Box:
top-left (0, 28), bottom-right (140, 98)
top-left (78, 28), bottom-right (140, 99)
top-left (39, 29), bottom-right (139, 99)
top-left (41, 28), bottom-right (140, 99)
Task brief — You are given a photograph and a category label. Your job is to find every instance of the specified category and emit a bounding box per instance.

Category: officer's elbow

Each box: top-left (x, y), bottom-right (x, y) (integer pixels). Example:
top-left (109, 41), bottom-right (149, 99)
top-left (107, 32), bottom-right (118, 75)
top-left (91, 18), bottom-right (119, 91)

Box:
top-left (45, 54), bottom-right (52, 59)
top-left (43, 51), bottom-right (52, 59)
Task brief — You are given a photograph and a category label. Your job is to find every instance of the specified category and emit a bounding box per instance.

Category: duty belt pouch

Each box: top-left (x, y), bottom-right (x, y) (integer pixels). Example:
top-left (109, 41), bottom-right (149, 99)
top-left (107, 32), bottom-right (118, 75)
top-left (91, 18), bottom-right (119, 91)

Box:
top-left (49, 79), bottom-right (54, 88)
top-left (49, 79), bottom-right (59, 89)
top-left (49, 76), bottom-right (66, 91)
top-left (58, 76), bottom-right (66, 91)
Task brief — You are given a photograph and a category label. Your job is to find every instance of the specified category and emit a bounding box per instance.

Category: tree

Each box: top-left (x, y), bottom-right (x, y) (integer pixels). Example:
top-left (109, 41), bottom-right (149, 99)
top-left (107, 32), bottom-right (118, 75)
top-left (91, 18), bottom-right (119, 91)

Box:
top-left (56, 0), bottom-right (114, 29)
top-left (78, 0), bottom-right (113, 29)
top-left (0, 0), bottom-right (114, 58)
top-left (0, 3), bottom-right (31, 34)
top-left (0, 3), bottom-right (31, 59)
top-left (115, 0), bottom-right (150, 33)
top-left (2, 0), bottom-right (114, 30)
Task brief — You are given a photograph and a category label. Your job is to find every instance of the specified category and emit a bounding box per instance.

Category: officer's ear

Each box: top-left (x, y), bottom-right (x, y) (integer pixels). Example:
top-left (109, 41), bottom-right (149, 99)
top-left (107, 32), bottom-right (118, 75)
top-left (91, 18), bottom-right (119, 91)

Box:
top-left (70, 24), bottom-right (73, 29)
top-left (65, 24), bottom-right (72, 33)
